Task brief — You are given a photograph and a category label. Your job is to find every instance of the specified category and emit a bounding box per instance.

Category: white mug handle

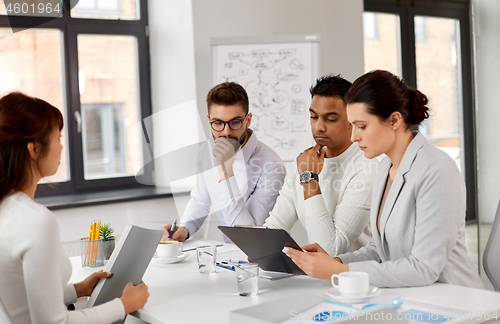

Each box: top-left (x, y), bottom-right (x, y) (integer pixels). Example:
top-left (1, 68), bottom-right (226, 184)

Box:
top-left (178, 242), bottom-right (183, 253)
top-left (331, 274), bottom-right (340, 288)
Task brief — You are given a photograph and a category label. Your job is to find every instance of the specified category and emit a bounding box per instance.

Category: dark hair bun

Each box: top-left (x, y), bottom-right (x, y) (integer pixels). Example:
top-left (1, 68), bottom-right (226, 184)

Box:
top-left (407, 88), bottom-right (429, 125)
top-left (346, 70), bottom-right (430, 126)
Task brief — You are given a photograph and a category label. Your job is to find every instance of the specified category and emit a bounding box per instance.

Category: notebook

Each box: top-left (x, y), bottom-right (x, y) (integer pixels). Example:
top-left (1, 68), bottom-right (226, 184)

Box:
top-left (86, 225), bottom-right (163, 313)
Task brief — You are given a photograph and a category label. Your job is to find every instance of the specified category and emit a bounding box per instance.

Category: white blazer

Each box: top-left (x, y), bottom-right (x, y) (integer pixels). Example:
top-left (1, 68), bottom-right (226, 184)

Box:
top-left (338, 132), bottom-right (484, 289)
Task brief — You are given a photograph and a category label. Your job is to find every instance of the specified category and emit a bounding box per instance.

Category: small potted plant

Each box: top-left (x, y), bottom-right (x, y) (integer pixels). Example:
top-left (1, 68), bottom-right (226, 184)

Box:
top-left (99, 223), bottom-right (115, 260)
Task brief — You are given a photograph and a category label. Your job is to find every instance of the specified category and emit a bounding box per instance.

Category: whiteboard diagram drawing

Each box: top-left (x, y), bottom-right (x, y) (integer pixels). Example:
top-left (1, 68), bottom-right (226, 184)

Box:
top-left (212, 37), bottom-right (319, 161)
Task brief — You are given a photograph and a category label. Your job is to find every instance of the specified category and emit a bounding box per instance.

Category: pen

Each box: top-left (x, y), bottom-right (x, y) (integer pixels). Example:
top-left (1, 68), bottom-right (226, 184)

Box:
top-left (168, 219), bottom-right (177, 240)
top-left (228, 259), bottom-right (248, 264)
top-left (183, 244), bottom-right (223, 252)
top-left (216, 262), bottom-right (235, 271)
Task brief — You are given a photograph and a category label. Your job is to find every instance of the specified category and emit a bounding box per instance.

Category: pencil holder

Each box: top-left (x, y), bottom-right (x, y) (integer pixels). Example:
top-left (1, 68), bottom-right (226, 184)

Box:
top-left (80, 237), bottom-right (105, 267)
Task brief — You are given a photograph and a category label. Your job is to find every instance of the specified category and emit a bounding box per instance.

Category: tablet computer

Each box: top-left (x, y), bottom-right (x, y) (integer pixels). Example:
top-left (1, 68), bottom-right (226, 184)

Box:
top-left (218, 226), bottom-right (306, 275)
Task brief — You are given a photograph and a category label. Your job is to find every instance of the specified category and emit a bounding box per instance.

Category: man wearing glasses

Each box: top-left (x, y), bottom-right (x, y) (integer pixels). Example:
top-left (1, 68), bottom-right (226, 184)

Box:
top-left (162, 82), bottom-right (286, 242)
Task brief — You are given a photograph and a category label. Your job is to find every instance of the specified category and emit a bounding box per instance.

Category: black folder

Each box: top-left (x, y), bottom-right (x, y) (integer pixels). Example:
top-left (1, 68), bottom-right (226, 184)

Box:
top-left (218, 226), bottom-right (306, 275)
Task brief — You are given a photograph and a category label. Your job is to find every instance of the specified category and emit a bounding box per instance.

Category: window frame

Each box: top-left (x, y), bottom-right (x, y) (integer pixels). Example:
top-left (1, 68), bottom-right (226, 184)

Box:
top-left (364, 0), bottom-right (477, 222)
top-left (0, 0), bottom-right (153, 198)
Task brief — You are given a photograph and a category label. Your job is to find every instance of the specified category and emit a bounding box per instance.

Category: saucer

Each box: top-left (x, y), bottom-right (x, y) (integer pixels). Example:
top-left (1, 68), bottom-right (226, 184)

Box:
top-left (153, 252), bottom-right (188, 264)
top-left (326, 286), bottom-right (381, 304)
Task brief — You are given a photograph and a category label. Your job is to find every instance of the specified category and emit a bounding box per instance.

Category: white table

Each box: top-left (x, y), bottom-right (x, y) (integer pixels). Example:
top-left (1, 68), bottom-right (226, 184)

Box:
top-left (71, 242), bottom-right (500, 324)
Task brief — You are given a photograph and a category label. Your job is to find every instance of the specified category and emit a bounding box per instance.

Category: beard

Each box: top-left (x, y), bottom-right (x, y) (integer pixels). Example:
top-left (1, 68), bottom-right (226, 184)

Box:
top-left (212, 127), bottom-right (248, 150)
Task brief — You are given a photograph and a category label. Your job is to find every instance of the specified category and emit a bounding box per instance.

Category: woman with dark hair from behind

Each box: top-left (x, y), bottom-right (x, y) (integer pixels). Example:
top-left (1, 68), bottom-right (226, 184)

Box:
top-left (282, 70), bottom-right (484, 289)
top-left (0, 92), bottom-right (150, 323)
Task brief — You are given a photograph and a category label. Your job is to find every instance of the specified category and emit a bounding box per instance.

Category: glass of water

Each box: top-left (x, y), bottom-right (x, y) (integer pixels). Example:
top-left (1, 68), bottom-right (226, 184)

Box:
top-left (196, 245), bottom-right (217, 274)
top-left (236, 263), bottom-right (259, 296)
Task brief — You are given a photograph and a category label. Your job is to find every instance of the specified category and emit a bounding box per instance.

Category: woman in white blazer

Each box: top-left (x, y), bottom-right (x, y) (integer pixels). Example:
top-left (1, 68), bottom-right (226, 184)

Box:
top-left (0, 92), bottom-right (150, 323)
top-left (283, 70), bottom-right (483, 289)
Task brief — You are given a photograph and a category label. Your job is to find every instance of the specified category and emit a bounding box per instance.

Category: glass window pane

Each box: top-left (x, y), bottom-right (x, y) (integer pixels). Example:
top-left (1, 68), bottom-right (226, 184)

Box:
top-left (0, 28), bottom-right (70, 183)
top-left (1, 0), bottom-right (63, 18)
top-left (363, 12), bottom-right (402, 77)
top-left (414, 16), bottom-right (428, 43)
top-left (415, 17), bottom-right (464, 173)
top-left (77, 34), bottom-right (143, 180)
top-left (70, 0), bottom-right (138, 20)
top-left (363, 12), bottom-right (378, 40)
top-left (0, 1), bottom-right (7, 14)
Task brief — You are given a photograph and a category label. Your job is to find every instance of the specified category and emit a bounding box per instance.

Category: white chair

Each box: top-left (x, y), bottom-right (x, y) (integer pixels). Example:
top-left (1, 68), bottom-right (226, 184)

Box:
top-left (483, 198), bottom-right (500, 291)
top-left (0, 297), bottom-right (13, 324)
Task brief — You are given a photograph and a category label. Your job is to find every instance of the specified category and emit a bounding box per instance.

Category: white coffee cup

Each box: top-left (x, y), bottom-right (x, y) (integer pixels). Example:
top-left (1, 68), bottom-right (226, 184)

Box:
top-left (331, 272), bottom-right (369, 297)
top-left (157, 241), bottom-right (183, 258)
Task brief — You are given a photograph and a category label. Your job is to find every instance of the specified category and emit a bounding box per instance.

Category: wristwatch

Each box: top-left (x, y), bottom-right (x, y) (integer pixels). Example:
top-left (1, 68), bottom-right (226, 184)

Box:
top-left (299, 171), bottom-right (319, 184)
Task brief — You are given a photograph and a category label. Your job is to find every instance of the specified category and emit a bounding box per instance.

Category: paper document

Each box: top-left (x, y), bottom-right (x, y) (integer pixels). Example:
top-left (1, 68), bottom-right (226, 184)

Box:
top-left (182, 239), bottom-right (239, 253)
top-left (182, 239), bottom-right (219, 250)
top-left (259, 269), bottom-right (295, 280)
top-left (279, 300), bottom-right (361, 324)
top-left (230, 293), bottom-right (403, 324)
top-left (353, 295), bottom-right (499, 324)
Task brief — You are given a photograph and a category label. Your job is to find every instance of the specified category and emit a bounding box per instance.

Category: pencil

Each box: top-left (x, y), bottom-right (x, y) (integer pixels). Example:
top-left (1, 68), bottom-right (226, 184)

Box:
top-left (84, 221), bottom-right (94, 265)
top-left (91, 220), bottom-right (98, 265)
top-left (93, 219), bottom-right (101, 265)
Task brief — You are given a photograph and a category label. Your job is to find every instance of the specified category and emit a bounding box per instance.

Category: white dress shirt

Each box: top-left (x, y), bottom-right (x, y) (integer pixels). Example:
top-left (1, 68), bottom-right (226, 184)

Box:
top-left (178, 130), bottom-right (286, 241)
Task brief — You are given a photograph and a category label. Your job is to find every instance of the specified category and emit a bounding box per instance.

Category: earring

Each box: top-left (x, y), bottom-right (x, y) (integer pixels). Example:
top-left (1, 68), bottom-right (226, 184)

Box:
top-left (393, 127), bottom-right (396, 130)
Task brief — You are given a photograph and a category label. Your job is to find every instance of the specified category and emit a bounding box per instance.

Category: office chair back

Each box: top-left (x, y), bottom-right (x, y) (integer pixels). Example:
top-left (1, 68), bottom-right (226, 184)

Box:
top-left (483, 198), bottom-right (500, 291)
top-left (0, 297), bottom-right (13, 324)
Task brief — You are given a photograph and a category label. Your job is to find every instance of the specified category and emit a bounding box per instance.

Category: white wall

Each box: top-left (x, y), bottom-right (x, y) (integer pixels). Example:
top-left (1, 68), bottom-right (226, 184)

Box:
top-left (191, 0), bottom-right (365, 138)
top-left (148, 0), bottom-right (203, 189)
top-left (148, 0), bottom-right (197, 113)
top-left (53, 195), bottom-right (190, 255)
top-left (471, 0), bottom-right (500, 224)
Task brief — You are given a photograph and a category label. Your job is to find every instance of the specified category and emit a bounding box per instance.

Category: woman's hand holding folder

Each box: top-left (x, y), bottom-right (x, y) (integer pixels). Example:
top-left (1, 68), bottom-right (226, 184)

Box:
top-left (75, 270), bottom-right (150, 314)
top-left (120, 281), bottom-right (150, 314)
top-left (74, 270), bottom-right (113, 298)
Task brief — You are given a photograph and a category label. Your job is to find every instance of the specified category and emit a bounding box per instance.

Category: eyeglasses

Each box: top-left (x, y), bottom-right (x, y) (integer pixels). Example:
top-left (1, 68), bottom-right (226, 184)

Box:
top-left (209, 114), bottom-right (248, 132)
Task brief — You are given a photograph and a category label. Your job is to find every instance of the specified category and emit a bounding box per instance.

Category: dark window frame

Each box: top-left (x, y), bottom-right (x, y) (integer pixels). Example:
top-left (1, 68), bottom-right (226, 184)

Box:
top-left (364, 0), bottom-right (477, 222)
top-left (0, 0), bottom-right (153, 198)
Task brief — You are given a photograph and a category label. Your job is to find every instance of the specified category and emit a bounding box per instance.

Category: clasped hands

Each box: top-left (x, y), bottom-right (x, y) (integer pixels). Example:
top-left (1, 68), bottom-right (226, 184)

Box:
top-left (213, 138), bottom-right (240, 180)
top-left (282, 243), bottom-right (348, 279)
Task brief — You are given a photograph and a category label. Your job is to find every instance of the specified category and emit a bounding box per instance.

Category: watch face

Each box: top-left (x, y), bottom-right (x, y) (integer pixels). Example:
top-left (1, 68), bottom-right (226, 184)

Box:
top-left (300, 171), bottom-right (312, 183)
